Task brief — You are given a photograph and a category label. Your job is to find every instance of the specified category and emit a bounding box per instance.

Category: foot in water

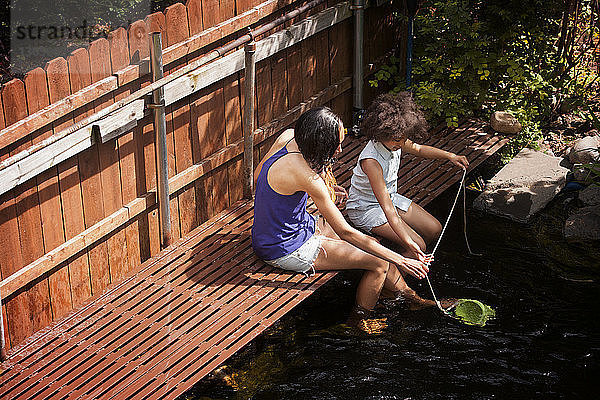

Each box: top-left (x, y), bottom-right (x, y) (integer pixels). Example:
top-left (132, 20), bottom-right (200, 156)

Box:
top-left (381, 287), bottom-right (458, 311)
top-left (346, 305), bottom-right (388, 335)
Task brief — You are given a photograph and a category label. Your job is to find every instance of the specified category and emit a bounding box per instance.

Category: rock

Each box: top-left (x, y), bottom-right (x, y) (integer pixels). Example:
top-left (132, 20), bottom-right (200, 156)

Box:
top-left (579, 185), bottom-right (600, 206)
top-left (473, 148), bottom-right (570, 222)
top-left (564, 205), bottom-right (600, 241)
top-left (490, 111), bottom-right (522, 134)
top-left (567, 135), bottom-right (600, 164)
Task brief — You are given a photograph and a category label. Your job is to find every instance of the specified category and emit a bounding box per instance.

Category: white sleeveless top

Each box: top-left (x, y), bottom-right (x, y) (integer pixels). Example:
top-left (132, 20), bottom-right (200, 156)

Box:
top-left (346, 140), bottom-right (411, 211)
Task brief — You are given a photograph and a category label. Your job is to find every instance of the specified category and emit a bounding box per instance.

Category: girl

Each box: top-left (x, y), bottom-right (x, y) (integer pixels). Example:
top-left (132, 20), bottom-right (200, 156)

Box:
top-left (346, 92), bottom-right (468, 308)
top-left (251, 107), bottom-right (430, 322)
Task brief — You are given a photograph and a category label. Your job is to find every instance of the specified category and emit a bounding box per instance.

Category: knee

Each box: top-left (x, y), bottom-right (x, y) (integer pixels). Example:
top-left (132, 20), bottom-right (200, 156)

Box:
top-left (427, 219), bottom-right (442, 243)
top-left (372, 258), bottom-right (389, 276)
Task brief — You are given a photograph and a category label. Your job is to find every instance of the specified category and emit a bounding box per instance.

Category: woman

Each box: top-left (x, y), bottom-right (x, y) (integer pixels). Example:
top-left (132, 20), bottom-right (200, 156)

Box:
top-left (251, 107), bottom-right (430, 321)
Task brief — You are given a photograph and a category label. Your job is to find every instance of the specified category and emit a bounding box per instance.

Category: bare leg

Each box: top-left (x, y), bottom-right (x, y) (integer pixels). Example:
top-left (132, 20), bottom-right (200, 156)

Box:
top-left (314, 217), bottom-right (388, 310)
top-left (314, 236), bottom-right (388, 311)
top-left (398, 203), bottom-right (442, 246)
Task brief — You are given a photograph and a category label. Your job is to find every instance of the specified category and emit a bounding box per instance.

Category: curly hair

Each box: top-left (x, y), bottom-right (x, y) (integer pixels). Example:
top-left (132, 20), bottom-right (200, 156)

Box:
top-left (294, 107), bottom-right (342, 173)
top-left (360, 92), bottom-right (430, 142)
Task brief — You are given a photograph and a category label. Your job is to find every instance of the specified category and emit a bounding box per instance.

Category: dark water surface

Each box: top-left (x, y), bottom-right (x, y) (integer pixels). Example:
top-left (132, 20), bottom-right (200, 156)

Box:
top-left (182, 189), bottom-right (600, 400)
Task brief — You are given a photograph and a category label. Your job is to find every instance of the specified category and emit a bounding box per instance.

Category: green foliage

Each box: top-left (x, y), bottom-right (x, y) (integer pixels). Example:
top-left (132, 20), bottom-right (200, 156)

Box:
top-left (371, 0), bottom-right (599, 159)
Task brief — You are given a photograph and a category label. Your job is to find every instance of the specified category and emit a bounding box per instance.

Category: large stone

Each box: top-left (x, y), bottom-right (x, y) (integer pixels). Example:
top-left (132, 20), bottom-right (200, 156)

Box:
top-left (473, 148), bottom-right (569, 222)
top-left (564, 205), bottom-right (600, 241)
top-left (567, 135), bottom-right (600, 164)
top-left (579, 185), bottom-right (600, 206)
top-left (490, 111), bottom-right (522, 134)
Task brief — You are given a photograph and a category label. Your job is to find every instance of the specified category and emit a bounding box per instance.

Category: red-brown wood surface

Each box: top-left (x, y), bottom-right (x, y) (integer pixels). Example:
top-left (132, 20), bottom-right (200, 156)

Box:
top-left (0, 121), bottom-right (507, 400)
top-left (186, 0), bottom-right (203, 35)
top-left (46, 56), bottom-right (93, 309)
top-left (24, 68), bottom-right (73, 321)
top-left (0, 80), bottom-right (36, 346)
top-left (68, 48), bottom-right (112, 296)
top-left (223, 74), bottom-right (244, 205)
top-left (166, 3), bottom-right (198, 237)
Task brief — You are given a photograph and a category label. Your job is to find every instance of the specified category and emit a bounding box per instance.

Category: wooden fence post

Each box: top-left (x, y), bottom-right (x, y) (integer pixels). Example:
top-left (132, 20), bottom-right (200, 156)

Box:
top-left (243, 38), bottom-right (257, 199)
top-left (150, 32), bottom-right (172, 248)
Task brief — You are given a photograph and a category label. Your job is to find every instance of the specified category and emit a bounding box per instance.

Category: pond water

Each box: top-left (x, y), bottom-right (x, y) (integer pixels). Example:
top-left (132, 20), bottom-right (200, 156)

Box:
top-left (182, 186), bottom-right (600, 400)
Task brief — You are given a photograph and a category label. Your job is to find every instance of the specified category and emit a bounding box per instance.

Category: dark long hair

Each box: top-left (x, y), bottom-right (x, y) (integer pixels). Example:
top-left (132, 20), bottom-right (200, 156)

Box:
top-left (294, 107), bottom-right (342, 173)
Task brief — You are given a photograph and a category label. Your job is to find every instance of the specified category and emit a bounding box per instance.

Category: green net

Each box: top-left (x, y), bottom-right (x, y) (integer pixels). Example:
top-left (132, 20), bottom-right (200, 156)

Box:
top-left (448, 299), bottom-right (496, 327)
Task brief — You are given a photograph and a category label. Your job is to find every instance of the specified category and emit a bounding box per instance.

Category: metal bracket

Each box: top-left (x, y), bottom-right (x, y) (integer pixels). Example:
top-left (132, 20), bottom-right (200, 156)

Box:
top-left (147, 101), bottom-right (165, 109)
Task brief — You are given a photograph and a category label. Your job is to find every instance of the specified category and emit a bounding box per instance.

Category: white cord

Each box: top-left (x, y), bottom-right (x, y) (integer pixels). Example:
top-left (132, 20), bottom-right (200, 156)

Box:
top-left (423, 169), bottom-right (468, 314)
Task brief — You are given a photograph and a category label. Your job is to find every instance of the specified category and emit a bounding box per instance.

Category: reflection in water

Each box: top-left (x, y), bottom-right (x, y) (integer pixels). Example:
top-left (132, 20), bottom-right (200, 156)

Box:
top-left (183, 189), bottom-right (599, 400)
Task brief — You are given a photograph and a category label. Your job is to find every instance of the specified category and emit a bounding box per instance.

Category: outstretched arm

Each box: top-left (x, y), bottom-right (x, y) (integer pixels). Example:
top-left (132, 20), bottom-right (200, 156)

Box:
top-left (402, 139), bottom-right (469, 169)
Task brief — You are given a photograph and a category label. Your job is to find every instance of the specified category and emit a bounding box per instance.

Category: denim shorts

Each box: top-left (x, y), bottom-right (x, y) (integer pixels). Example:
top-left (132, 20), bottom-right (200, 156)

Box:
top-left (264, 233), bottom-right (323, 276)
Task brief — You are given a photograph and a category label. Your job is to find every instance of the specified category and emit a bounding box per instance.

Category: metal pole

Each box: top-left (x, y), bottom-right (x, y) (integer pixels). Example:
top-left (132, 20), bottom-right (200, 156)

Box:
top-left (243, 39), bottom-right (257, 199)
top-left (406, 15), bottom-right (414, 89)
top-left (351, 0), bottom-right (365, 135)
top-left (406, 0), bottom-right (419, 91)
top-left (150, 32), bottom-right (172, 248)
top-left (0, 289), bottom-right (7, 362)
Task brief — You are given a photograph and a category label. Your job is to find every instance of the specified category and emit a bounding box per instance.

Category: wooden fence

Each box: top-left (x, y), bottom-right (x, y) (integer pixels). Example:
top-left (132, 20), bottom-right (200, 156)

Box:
top-left (0, 0), bottom-right (402, 350)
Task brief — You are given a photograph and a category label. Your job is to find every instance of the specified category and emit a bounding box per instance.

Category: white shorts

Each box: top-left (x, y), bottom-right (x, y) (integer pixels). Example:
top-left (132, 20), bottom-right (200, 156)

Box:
top-left (346, 193), bottom-right (412, 232)
top-left (264, 233), bottom-right (323, 276)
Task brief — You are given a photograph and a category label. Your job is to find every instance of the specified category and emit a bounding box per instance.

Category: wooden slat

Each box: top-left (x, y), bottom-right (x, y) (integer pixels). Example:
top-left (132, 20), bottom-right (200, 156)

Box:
top-left (223, 74), bottom-right (244, 205)
top-left (128, 20), bottom-right (150, 64)
top-left (111, 25), bottom-right (147, 272)
top-left (4, 78), bottom-right (52, 340)
top-left (186, 0), bottom-right (203, 35)
top-left (47, 56), bottom-right (93, 309)
top-left (166, 3), bottom-right (197, 237)
top-left (24, 68), bottom-right (73, 320)
top-left (0, 80), bottom-right (34, 346)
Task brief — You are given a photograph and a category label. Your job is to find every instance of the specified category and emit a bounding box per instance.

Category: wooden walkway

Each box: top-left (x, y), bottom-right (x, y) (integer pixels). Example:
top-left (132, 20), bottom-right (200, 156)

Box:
top-left (0, 119), bottom-right (507, 400)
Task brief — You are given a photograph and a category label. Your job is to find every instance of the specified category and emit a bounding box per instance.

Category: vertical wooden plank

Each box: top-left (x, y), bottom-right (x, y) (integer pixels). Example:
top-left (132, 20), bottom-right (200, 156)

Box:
top-left (301, 36), bottom-right (317, 101)
top-left (255, 59), bottom-right (273, 127)
top-left (328, 19), bottom-right (352, 124)
top-left (223, 74), bottom-right (243, 205)
top-left (24, 68), bottom-right (73, 320)
top-left (146, 10), bottom-right (180, 245)
top-left (271, 51), bottom-right (288, 119)
top-left (0, 81), bottom-right (33, 347)
top-left (286, 43), bottom-right (303, 111)
top-left (46, 56), bottom-right (92, 308)
top-left (68, 48), bottom-right (111, 296)
top-left (89, 39), bottom-right (130, 284)
top-left (202, 0), bottom-right (221, 29)
top-left (166, 3), bottom-right (195, 237)
top-left (191, 86), bottom-right (227, 222)
top-left (128, 20), bottom-right (150, 64)
top-left (145, 12), bottom-right (167, 46)
top-left (220, 0), bottom-right (235, 22)
top-left (0, 97), bottom-right (9, 349)
top-left (314, 30), bottom-right (331, 93)
top-left (4, 78), bottom-right (52, 340)
top-left (186, 0), bottom-right (203, 35)
top-left (108, 30), bottom-right (145, 270)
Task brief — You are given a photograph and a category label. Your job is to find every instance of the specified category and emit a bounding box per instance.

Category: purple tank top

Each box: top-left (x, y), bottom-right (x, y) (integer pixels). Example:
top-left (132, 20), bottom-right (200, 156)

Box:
top-left (251, 144), bottom-right (315, 261)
